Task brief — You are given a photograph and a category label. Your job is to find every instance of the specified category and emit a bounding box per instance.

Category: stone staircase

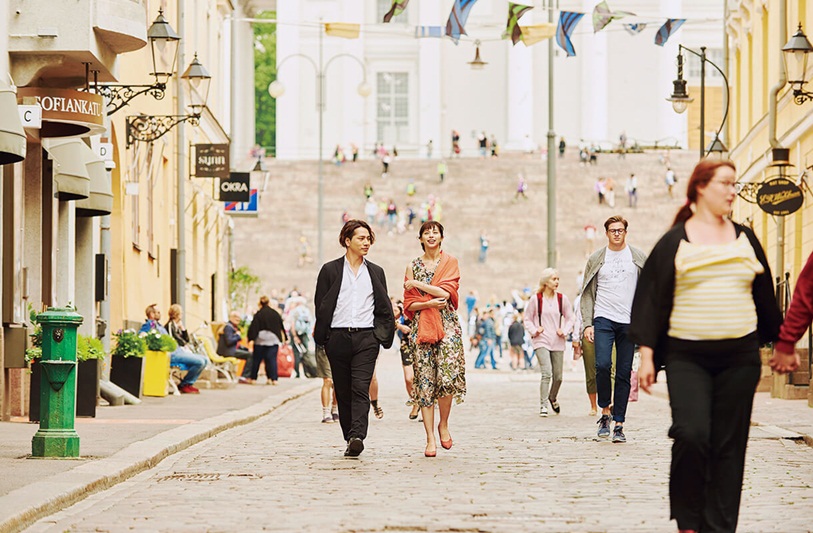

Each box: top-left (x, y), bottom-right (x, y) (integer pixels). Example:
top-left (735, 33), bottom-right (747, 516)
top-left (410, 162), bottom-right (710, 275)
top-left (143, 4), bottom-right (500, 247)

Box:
top-left (231, 149), bottom-right (698, 307)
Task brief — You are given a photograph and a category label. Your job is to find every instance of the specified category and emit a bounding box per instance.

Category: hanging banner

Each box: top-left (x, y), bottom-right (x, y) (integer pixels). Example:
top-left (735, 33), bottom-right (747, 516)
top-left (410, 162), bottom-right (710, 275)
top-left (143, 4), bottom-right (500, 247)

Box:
top-left (195, 143), bottom-right (229, 178)
top-left (757, 178), bottom-right (804, 216)
top-left (219, 172), bottom-right (250, 202)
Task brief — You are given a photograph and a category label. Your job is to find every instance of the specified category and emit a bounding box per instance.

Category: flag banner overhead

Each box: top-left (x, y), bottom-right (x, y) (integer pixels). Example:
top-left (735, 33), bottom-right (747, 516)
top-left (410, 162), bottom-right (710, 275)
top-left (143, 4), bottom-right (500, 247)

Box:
top-left (383, 0), bottom-right (409, 23)
top-left (556, 11), bottom-right (585, 57)
top-left (503, 2), bottom-right (533, 45)
top-left (654, 18), bottom-right (685, 46)
top-left (446, 0), bottom-right (481, 43)
top-left (592, 1), bottom-right (635, 33)
top-left (415, 25), bottom-right (444, 38)
top-left (324, 22), bottom-right (361, 39)
top-left (520, 23), bottom-right (556, 46)
top-left (624, 22), bottom-right (647, 35)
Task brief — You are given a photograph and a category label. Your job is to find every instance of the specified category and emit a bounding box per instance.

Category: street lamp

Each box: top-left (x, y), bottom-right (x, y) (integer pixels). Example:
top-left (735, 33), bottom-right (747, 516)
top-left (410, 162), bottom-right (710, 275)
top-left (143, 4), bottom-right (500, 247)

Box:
top-left (667, 45), bottom-right (730, 159)
top-left (267, 32), bottom-right (370, 265)
top-left (468, 41), bottom-right (488, 70)
top-left (125, 53), bottom-right (211, 147)
top-left (782, 23), bottom-right (813, 105)
top-left (93, 9), bottom-right (181, 115)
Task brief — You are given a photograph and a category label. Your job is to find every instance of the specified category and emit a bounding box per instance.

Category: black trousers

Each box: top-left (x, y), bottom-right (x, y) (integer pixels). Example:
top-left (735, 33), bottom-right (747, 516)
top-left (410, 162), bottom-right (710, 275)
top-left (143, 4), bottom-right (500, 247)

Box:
top-left (665, 334), bottom-right (760, 533)
top-left (325, 329), bottom-right (379, 442)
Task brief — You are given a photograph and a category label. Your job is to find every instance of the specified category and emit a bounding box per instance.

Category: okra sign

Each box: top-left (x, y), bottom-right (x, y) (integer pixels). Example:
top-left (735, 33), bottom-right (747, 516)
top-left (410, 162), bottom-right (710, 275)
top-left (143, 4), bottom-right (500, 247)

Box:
top-left (195, 143), bottom-right (229, 178)
top-left (757, 178), bottom-right (803, 216)
top-left (219, 173), bottom-right (250, 202)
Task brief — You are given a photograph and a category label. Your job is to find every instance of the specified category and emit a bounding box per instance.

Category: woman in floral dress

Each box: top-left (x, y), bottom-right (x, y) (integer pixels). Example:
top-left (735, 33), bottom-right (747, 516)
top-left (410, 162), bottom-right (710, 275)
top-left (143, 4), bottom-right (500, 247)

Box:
top-left (403, 221), bottom-right (466, 457)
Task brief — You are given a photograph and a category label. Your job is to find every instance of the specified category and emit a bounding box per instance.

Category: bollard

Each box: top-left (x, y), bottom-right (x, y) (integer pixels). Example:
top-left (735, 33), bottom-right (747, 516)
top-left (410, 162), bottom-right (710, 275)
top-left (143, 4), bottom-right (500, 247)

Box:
top-left (31, 307), bottom-right (83, 458)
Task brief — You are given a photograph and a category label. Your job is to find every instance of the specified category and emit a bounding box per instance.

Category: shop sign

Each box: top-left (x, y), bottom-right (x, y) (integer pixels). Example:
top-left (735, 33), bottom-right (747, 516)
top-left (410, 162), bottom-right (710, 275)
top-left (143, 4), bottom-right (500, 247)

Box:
top-left (17, 87), bottom-right (104, 137)
top-left (195, 143), bottom-right (229, 178)
top-left (757, 178), bottom-right (804, 216)
top-left (220, 173), bottom-right (250, 202)
top-left (224, 189), bottom-right (258, 216)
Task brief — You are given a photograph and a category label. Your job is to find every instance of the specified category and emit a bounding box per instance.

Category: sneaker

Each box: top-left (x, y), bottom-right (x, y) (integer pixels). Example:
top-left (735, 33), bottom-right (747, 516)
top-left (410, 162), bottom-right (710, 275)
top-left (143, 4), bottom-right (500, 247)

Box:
top-left (550, 400), bottom-right (561, 414)
top-left (332, 412), bottom-right (339, 422)
top-left (179, 384), bottom-right (200, 394)
top-left (612, 425), bottom-right (626, 443)
top-left (238, 377), bottom-right (252, 384)
top-left (344, 437), bottom-right (364, 457)
top-left (597, 415), bottom-right (611, 438)
top-left (539, 405), bottom-right (548, 417)
top-left (321, 416), bottom-right (334, 424)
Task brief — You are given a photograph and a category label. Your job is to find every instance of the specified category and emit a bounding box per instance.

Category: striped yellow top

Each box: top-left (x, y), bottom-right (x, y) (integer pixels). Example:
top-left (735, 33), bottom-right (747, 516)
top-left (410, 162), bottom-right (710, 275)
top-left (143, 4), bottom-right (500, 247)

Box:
top-left (668, 233), bottom-right (763, 340)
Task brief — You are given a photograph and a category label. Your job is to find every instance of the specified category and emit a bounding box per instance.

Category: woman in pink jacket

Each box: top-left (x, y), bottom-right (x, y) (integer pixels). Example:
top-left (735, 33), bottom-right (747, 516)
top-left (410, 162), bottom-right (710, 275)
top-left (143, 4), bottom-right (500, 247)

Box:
top-left (523, 268), bottom-right (575, 417)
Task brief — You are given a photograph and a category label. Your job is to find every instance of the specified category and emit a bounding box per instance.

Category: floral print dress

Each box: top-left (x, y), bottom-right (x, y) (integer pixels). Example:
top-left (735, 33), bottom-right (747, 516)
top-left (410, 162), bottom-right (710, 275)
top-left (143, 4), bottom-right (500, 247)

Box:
top-left (409, 257), bottom-right (466, 407)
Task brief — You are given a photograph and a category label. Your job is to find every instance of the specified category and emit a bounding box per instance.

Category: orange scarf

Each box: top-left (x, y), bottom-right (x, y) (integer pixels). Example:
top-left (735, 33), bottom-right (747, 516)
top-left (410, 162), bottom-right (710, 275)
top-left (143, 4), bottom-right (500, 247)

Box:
top-left (403, 252), bottom-right (460, 344)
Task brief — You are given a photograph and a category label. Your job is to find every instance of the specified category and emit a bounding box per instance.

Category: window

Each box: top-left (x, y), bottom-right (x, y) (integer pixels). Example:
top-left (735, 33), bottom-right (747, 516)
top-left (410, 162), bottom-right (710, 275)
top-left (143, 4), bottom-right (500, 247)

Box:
top-left (376, 72), bottom-right (409, 145)
top-left (687, 48), bottom-right (724, 80)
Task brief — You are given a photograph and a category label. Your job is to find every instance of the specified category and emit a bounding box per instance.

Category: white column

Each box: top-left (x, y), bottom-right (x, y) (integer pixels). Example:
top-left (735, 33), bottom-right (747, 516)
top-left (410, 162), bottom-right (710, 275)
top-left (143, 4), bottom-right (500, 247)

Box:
top-left (659, 0), bottom-right (685, 147)
top-left (418, 3), bottom-right (442, 158)
top-left (230, 3), bottom-right (256, 168)
top-left (581, 0), bottom-right (609, 144)
top-left (275, 2), bottom-right (304, 159)
top-left (55, 202), bottom-right (75, 307)
top-left (74, 217), bottom-right (94, 336)
top-left (505, 41), bottom-right (534, 150)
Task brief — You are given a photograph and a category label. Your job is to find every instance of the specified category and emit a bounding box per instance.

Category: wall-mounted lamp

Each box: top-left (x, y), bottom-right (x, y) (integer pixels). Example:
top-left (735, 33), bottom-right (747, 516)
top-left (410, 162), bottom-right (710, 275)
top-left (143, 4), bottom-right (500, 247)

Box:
top-left (468, 40), bottom-right (488, 70)
top-left (782, 23), bottom-right (813, 105)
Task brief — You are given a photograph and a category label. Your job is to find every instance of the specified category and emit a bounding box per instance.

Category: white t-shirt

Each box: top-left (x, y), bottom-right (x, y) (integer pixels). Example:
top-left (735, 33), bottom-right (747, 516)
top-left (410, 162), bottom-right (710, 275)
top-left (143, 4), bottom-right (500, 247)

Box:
top-left (594, 246), bottom-right (638, 324)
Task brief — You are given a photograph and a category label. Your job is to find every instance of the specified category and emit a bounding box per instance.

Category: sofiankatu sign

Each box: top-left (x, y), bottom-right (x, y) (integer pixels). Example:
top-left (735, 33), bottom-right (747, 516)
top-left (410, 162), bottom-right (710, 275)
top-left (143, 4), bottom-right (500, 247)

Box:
top-left (17, 87), bottom-right (104, 137)
top-left (220, 173), bottom-right (250, 202)
top-left (757, 178), bottom-right (804, 216)
top-left (195, 143), bottom-right (229, 178)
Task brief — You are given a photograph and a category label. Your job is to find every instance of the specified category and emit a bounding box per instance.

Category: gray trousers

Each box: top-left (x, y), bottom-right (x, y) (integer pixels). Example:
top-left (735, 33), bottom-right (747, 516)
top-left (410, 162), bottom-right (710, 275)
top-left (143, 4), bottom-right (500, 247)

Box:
top-left (535, 347), bottom-right (564, 408)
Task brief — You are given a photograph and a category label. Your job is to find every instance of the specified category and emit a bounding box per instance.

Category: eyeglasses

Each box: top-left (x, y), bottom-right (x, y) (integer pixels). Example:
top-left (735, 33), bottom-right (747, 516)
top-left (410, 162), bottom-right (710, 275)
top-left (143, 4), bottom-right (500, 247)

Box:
top-left (710, 179), bottom-right (738, 189)
top-left (607, 229), bottom-right (626, 235)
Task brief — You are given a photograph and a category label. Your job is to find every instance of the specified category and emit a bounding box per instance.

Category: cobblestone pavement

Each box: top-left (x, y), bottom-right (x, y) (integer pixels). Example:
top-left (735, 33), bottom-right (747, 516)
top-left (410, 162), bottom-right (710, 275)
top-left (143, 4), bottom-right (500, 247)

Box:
top-left (26, 353), bottom-right (813, 533)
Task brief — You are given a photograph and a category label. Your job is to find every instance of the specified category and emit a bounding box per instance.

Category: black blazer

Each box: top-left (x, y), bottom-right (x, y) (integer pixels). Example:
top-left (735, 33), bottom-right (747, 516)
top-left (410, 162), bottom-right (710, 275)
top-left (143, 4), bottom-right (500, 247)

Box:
top-left (628, 222), bottom-right (782, 374)
top-left (313, 257), bottom-right (395, 349)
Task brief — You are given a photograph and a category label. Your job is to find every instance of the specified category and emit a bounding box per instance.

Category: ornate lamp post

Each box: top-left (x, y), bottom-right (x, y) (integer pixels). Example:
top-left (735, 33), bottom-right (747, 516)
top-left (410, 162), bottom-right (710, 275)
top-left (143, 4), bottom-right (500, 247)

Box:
top-left (782, 23), bottom-right (813, 105)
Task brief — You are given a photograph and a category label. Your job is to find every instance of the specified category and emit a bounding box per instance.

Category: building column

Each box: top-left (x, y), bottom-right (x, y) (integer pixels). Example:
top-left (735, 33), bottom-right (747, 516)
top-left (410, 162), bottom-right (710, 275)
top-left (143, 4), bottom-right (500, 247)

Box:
top-left (55, 202), bottom-right (76, 307)
top-left (505, 43), bottom-right (534, 150)
top-left (230, 3), bottom-right (256, 169)
top-left (581, 5), bottom-right (609, 144)
top-left (418, 3), bottom-right (442, 158)
top-left (74, 217), bottom-right (94, 337)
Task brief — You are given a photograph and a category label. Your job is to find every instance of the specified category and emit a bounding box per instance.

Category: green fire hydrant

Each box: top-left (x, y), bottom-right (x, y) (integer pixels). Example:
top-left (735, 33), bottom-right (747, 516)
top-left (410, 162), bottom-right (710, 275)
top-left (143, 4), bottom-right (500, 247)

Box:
top-left (31, 307), bottom-right (83, 458)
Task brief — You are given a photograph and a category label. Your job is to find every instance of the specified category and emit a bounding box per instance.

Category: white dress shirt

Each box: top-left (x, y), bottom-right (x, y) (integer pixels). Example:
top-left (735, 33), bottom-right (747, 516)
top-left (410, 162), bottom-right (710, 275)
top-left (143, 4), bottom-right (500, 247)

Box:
top-left (331, 257), bottom-right (375, 328)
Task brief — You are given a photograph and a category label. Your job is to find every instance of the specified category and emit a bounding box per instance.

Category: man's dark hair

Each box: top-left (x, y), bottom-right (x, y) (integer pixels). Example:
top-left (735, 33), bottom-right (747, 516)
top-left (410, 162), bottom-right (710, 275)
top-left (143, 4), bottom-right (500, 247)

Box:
top-left (418, 221), bottom-right (444, 250)
top-left (339, 219), bottom-right (375, 248)
top-left (604, 215), bottom-right (628, 231)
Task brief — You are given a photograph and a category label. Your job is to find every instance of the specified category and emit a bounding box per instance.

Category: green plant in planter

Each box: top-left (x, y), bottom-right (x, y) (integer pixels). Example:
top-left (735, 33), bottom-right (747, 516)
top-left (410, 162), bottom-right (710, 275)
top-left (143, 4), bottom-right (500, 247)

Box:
top-left (77, 335), bottom-right (105, 362)
top-left (25, 306), bottom-right (43, 364)
top-left (142, 329), bottom-right (178, 353)
top-left (112, 329), bottom-right (147, 358)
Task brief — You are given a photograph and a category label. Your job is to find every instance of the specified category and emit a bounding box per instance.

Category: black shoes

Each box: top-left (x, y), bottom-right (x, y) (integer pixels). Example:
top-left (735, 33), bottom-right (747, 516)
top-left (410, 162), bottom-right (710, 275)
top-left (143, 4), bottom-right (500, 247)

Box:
top-left (344, 437), bottom-right (364, 457)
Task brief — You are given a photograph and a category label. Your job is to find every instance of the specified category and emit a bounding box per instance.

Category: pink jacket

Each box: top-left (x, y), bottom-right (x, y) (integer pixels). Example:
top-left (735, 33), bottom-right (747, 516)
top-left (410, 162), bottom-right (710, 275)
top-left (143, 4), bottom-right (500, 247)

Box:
top-left (523, 292), bottom-right (575, 351)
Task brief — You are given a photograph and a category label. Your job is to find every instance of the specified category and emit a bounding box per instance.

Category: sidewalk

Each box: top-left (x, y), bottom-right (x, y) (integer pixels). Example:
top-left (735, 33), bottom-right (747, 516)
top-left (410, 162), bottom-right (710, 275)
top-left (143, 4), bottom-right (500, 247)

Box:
top-left (1, 361), bottom-right (811, 532)
top-left (0, 377), bottom-right (320, 532)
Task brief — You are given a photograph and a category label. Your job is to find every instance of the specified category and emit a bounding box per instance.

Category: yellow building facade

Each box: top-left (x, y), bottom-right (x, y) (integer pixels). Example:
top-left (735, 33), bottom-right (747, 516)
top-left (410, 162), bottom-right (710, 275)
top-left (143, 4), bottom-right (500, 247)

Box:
top-left (727, 0), bottom-right (812, 400)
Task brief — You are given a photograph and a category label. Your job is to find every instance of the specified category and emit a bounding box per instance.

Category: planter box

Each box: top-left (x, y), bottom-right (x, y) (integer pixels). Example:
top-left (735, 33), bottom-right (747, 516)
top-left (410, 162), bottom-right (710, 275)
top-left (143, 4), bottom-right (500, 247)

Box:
top-left (110, 354), bottom-right (144, 398)
top-left (142, 350), bottom-right (170, 397)
top-left (76, 359), bottom-right (100, 417)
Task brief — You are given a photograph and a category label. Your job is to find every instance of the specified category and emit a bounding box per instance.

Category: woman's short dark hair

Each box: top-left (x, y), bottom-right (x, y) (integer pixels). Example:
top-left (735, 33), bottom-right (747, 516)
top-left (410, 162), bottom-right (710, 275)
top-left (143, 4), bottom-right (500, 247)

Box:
top-left (339, 219), bottom-right (375, 248)
top-left (418, 221), bottom-right (444, 250)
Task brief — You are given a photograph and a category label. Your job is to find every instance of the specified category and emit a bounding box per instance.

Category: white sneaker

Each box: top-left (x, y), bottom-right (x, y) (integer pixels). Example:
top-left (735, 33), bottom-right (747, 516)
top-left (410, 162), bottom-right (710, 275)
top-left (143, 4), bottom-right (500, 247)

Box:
top-left (539, 406), bottom-right (548, 417)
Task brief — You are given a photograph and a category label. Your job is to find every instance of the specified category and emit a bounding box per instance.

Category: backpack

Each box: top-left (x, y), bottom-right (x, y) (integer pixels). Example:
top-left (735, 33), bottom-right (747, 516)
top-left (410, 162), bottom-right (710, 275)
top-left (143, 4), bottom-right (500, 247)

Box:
top-left (536, 292), bottom-right (563, 327)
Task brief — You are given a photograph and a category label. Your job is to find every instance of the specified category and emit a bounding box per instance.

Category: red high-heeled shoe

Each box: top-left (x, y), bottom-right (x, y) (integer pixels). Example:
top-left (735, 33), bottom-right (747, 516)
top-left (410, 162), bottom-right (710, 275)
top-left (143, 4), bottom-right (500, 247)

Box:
top-left (439, 425), bottom-right (453, 450)
top-left (424, 447), bottom-right (437, 457)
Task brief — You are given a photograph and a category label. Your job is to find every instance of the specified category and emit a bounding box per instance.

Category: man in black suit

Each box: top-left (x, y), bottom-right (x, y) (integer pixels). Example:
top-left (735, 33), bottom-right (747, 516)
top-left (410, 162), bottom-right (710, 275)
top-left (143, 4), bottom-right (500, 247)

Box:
top-left (314, 220), bottom-right (395, 457)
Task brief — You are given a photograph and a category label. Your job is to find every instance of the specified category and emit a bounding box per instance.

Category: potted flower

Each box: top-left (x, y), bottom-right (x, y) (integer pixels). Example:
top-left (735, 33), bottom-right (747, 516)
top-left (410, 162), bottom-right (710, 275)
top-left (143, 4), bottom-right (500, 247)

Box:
top-left (27, 308), bottom-right (43, 422)
top-left (76, 334), bottom-right (104, 417)
top-left (110, 329), bottom-right (147, 398)
top-left (142, 330), bottom-right (177, 397)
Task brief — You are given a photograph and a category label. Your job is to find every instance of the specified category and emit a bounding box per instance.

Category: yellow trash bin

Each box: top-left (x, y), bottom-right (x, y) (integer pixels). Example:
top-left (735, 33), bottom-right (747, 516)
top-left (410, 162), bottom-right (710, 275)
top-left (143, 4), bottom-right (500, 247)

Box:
top-left (143, 350), bottom-right (170, 397)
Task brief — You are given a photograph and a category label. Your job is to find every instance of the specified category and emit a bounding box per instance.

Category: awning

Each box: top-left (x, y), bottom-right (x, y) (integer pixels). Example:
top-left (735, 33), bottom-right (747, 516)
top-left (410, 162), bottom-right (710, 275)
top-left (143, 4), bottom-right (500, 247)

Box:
top-left (0, 86), bottom-right (26, 165)
top-left (75, 145), bottom-right (112, 217)
top-left (42, 138), bottom-right (90, 201)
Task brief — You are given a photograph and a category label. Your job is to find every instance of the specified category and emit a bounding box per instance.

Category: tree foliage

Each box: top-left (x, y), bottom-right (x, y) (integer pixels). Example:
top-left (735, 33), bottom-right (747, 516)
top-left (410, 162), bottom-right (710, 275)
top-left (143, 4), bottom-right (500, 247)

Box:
top-left (229, 266), bottom-right (261, 312)
top-left (254, 11), bottom-right (277, 154)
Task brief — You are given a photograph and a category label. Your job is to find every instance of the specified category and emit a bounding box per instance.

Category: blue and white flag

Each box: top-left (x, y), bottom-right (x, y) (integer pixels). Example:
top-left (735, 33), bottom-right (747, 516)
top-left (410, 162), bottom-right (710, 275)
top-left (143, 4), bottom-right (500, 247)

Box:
top-left (446, 0), bottom-right (480, 43)
top-left (654, 18), bottom-right (685, 46)
top-left (556, 11), bottom-right (585, 57)
top-left (415, 25), bottom-right (443, 38)
top-left (623, 23), bottom-right (646, 35)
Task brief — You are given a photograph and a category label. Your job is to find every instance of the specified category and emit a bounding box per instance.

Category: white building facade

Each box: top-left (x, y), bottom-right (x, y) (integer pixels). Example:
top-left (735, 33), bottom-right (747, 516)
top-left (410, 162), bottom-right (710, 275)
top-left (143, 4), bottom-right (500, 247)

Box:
top-left (274, 0), bottom-right (724, 159)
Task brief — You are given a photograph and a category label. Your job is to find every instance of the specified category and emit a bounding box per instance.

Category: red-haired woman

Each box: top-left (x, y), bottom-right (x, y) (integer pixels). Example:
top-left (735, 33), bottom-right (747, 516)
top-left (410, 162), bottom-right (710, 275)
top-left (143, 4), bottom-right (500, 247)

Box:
top-left (629, 160), bottom-right (782, 533)
top-left (403, 221), bottom-right (466, 457)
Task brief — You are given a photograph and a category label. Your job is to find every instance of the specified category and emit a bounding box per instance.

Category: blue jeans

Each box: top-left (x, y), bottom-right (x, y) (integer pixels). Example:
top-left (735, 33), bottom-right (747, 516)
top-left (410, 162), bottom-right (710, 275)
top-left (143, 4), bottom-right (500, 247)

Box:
top-left (475, 339), bottom-right (496, 369)
top-left (171, 348), bottom-right (207, 386)
top-left (593, 317), bottom-right (634, 423)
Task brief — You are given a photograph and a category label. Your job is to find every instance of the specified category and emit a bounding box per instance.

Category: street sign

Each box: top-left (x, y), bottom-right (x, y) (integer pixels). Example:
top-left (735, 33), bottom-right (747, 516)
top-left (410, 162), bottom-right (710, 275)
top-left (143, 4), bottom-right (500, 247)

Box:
top-left (219, 172), bottom-right (250, 202)
top-left (18, 104), bottom-right (42, 128)
top-left (195, 143), bottom-right (229, 178)
top-left (757, 178), bottom-right (803, 216)
top-left (224, 189), bottom-right (258, 216)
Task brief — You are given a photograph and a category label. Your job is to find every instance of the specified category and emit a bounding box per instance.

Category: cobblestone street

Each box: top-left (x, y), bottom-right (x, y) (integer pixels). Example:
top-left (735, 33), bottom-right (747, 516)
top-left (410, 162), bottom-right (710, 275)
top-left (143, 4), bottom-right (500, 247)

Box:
top-left (26, 352), bottom-right (813, 533)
